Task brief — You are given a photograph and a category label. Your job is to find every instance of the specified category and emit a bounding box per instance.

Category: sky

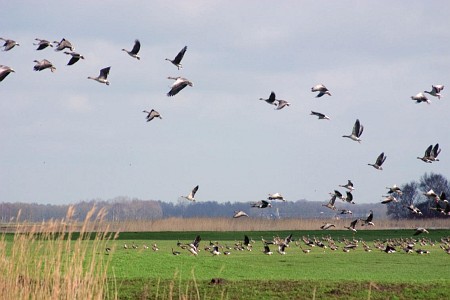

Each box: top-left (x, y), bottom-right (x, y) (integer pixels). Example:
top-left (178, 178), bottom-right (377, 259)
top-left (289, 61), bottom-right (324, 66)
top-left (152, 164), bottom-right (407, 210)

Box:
top-left (1, 1), bottom-right (449, 205)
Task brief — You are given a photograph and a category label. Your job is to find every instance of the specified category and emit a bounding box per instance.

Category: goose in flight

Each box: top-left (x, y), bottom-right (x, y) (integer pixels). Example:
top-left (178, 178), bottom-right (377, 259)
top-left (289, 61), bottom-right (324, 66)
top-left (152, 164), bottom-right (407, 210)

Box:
top-left (53, 38), bottom-right (74, 51)
top-left (167, 76), bottom-right (193, 96)
top-left (182, 185), bottom-right (199, 202)
top-left (88, 67), bottom-right (110, 85)
top-left (268, 193), bottom-right (285, 201)
top-left (33, 59), bottom-right (56, 72)
top-left (275, 99), bottom-right (290, 110)
top-left (0, 65), bottom-right (15, 82)
top-left (417, 145), bottom-right (433, 163)
top-left (339, 180), bottom-right (355, 191)
top-left (320, 223), bottom-right (336, 230)
top-left (233, 210), bottom-right (249, 218)
top-left (259, 91), bottom-right (277, 106)
top-left (166, 46), bottom-right (187, 69)
top-left (368, 152), bottom-right (387, 170)
top-left (386, 184), bottom-right (402, 195)
top-left (404, 204), bottom-right (422, 215)
top-left (429, 143), bottom-right (441, 162)
top-left (34, 38), bottom-right (53, 50)
top-left (263, 244), bottom-right (273, 255)
top-left (310, 111), bottom-right (330, 120)
top-left (329, 190), bottom-right (343, 200)
top-left (439, 192), bottom-right (448, 203)
top-left (122, 39), bottom-right (141, 60)
top-left (311, 84), bottom-right (331, 97)
top-left (344, 219), bottom-right (358, 232)
top-left (342, 119), bottom-right (363, 143)
top-left (423, 189), bottom-right (439, 201)
top-left (143, 109), bottom-right (162, 122)
top-left (322, 194), bottom-right (337, 210)
top-left (414, 227), bottom-right (429, 236)
top-left (342, 191), bottom-right (355, 204)
top-left (411, 92), bottom-right (429, 104)
top-left (64, 51), bottom-right (85, 65)
top-left (251, 200), bottom-right (272, 208)
top-left (339, 209), bottom-right (353, 215)
top-left (360, 210), bottom-right (374, 226)
top-left (381, 195), bottom-right (398, 204)
top-left (424, 85), bottom-right (444, 99)
top-left (0, 38), bottom-right (19, 51)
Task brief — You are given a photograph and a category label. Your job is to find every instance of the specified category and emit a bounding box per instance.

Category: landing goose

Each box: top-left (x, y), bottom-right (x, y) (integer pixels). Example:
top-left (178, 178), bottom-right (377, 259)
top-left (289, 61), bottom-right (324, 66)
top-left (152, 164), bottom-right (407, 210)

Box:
top-left (122, 39), bottom-right (141, 60)
top-left (368, 152), bottom-right (386, 170)
top-left (167, 76), bottom-right (193, 96)
top-left (34, 38), bottom-right (53, 50)
top-left (310, 111), bottom-right (330, 120)
top-left (259, 91), bottom-right (277, 106)
top-left (182, 185), bottom-right (199, 202)
top-left (166, 46), bottom-right (187, 69)
top-left (0, 65), bottom-right (15, 82)
top-left (342, 119), bottom-right (363, 143)
top-left (0, 38), bottom-right (19, 51)
top-left (142, 109), bottom-right (162, 122)
top-left (33, 59), bottom-right (56, 72)
top-left (311, 84), bottom-right (331, 97)
top-left (88, 67), bottom-right (110, 85)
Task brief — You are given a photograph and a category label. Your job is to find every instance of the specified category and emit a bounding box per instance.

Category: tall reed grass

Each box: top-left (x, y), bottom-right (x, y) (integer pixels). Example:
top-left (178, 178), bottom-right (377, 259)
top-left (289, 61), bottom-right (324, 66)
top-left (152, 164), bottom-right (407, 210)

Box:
top-left (0, 206), bottom-right (116, 300)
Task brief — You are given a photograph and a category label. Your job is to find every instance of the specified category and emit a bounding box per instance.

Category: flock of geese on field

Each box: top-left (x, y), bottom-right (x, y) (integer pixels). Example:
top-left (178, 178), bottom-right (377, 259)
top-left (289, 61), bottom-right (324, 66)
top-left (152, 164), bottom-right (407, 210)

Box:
top-left (1, 36), bottom-right (449, 231)
top-left (110, 232), bottom-right (450, 256)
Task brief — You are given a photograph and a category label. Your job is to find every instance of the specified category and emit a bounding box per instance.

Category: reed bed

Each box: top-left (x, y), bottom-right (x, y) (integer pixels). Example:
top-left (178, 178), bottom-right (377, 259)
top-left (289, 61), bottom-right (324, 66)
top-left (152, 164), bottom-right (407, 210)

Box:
top-left (0, 206), bottom-right (116, 300)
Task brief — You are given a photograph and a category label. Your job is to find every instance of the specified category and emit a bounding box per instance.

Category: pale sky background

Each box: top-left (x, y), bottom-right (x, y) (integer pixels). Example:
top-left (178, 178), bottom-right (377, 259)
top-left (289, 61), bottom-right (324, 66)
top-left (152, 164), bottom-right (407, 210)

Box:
top-left (1, 1), bottom-right (449, 205)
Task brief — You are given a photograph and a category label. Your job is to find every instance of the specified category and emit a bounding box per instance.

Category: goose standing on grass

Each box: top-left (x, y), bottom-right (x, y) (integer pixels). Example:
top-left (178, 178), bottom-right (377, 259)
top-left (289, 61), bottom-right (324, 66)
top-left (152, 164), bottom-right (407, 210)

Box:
top-left (368, 152), bottom-right (387, 170)
top-left (53, 38), bottom-right (74, 51)
top-left (33, 59), bottom-right (56, 72)
top-left (417, 145), bottom-right (433, 163)
top-left (0, 38), bottom-right (19, 51)
top-left (182, 185), bottom-right (199, 202)
top-left (233, 210), bottom-right (249, 218)
top-left (166, 46), bottom-right (187, 69)
top-left (411, 92), bottom-right (429, 104)
top-left (143, 109), bottom-right (162, 122)
top-left (259, 91), bottom-right (277, 106)
top-left (167, 76), bottom-right (193, 96)
top-left (339, 180), bottom-right (355, 191)
top-left (311, 84), bottom-right (331, 97)
top-left (88, 67), bottom-right (110, 85)
top-left (0, 65), bottom-right (15, 82)
top-left (360, 210), bottom-right (374, 226)
top-left (310, 111), bottom-right (330, 120)
top-left (424, 85), bottom-right (444, 99)
top-left (344, 219), bottom-right (358, 232)
top-left (34, 38), bottom-right (53, 50)
top-left (342, 119), bottom-right (363, 143)
top-left (122, 39), bottom-right (141, 60)
top-left (64, 51), bottom-right (84, 65)
top-left (275, 99), bottom-right (290, 110)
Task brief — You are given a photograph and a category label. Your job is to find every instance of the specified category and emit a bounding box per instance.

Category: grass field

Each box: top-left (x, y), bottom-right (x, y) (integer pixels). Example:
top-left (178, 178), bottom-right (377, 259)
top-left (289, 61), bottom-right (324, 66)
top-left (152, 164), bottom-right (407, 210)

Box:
top-left (1, 216), bottom-right (450, 299)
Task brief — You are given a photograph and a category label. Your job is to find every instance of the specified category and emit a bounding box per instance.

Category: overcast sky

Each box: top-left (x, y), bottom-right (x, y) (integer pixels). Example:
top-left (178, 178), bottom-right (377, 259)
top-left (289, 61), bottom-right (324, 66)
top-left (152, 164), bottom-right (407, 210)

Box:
top-left (1, 1), bottom-right (449, 205)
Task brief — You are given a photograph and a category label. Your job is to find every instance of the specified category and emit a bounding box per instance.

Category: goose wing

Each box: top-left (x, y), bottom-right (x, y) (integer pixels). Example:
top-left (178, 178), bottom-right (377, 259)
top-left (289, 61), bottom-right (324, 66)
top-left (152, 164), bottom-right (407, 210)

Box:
top-left (167, 81), bottom-right (188, 96)
top-left (131, 39), bottom-right (141, 54)
top-left (189, 185), bottom-right (199, 198)
top-left (432, 143), bottom-right (441, 158)
top-left (376, 152), bottom-right (386, 166)
top-left (99, 67), bottom-right (110, 79)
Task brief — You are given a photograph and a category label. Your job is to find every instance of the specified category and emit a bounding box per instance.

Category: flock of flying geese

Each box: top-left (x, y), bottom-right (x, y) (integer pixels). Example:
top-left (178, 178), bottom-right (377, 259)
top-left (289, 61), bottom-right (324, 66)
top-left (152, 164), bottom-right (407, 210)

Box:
top-left (2, 36), bottom-right (448, 235)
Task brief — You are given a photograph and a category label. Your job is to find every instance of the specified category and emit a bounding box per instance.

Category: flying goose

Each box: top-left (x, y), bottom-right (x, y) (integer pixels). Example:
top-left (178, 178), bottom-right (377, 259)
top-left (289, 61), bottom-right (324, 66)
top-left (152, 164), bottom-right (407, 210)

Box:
top-left (386, 184), bottom-right (403, 195)
top-left (344, 219), bottom-right (358, 232)
top-left (322, 195), bottom-right (337, 210)
top-left (33, 59), bottom-right (56, 72)
top-left (339, 180), bottom-right (355, 191)
top-left (233, 210), bottom-right (249, 218)
top-left (368, 152), bottom-right (387, 170)
top-left (182, 185), bottom-right (199, 202)
top-left (167, 76), bottom-right (193, 96)
top-left (329, 190), bottom-right (343, 200)
top-left (428, 143), bottom-right (441, 162)
top-left (423, 189), bottom-right (439, 201)
top-left (342, 191), bottom-right (355, 204)
top-left (122, 39), bottom-right (141, 60)
top-left (411, 92), bottom-right (429, 104)
top-left (339, 209), bottom-right (353, 215)
top-left (430, 201), bottom-right (445, 214)
top-left (143, 109), bottom-right (162, 122)
top-left (311, 84), bottom-right (331, 97)
top-left (439, 192), bottom-right (448, 203)
top-left (263, 244), bottom-right (273, 255)
top-left (277, 243), bottom-right (287, 255)
top-left (34, 38), bottom-right (53, 50)
top-left (64, 51), bottom-right (85, 65)
top-left (275, 99), bottom-right (290, 110)
top-left (404, 204), bottom-right (422, 215)
top-left (342, 119), bottom-right (363, 143)
top-left (251, 200), bottom-right (272, 208)
top-left (88, 67), bottom-right (110, 85)
top-left (320, 223), bottom-right (336, 230)
top-left (424, 85), bottom-right (444, 99)
top-left (53, 38), bottom-right (74, 51)
top-left (360, 210), bottom-right (374, 226)
top-left (259, 91), bottom-right (277, 106)
top-left (414, 227), bottom-right (429, 235)
top-left (417, 145), bottom-right (433, 163)
top-left (381, 195), bottom-right (398, 204)
top-left (0, 65), bottom-right (15, 82)
top-left (166, 46), bottom-right (187, 69)
top-left (310, 111), bottom-right (330, 120)
top-left (0, 38), bottom-right (19, 51)
top-left (268, 193), bottom-right (285, 201)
